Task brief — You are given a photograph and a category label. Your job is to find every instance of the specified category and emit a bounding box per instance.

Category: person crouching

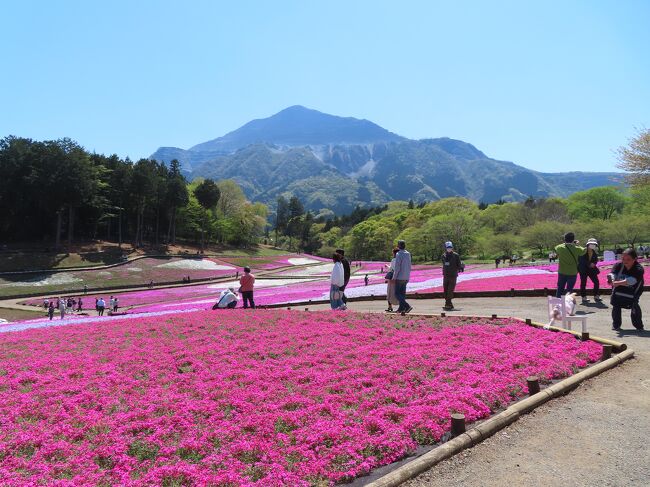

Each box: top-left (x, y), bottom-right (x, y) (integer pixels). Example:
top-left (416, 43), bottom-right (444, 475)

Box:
top-left (213, 287), bottom-right (239, 309)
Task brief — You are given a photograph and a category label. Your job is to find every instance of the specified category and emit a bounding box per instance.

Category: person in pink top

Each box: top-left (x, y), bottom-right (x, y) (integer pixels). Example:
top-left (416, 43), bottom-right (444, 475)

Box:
top-left (239, 267), bottom-right (256, 309)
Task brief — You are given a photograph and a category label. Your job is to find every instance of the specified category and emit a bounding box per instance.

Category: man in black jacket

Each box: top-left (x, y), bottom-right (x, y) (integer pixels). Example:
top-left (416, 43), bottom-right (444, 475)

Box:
top-left (442, 241), bottom-right (462, 310)
top-left (336, 249), bottom-right (351, 303)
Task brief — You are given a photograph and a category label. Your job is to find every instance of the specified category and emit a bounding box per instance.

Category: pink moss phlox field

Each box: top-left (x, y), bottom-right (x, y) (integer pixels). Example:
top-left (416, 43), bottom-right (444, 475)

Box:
top-left (0, 311), bottom-right (601, 485)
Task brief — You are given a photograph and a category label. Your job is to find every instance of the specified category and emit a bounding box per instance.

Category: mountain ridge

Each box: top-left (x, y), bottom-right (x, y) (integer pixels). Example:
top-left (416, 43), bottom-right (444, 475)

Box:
top-left (150, 106), bottom-right (618, 214)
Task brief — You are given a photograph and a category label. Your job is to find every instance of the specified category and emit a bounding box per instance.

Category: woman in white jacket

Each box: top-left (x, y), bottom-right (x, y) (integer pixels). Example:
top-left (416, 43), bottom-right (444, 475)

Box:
top-left (386, 247), bottom-right (399, 312)
top-left (330, 253), bottom-right (346, 310)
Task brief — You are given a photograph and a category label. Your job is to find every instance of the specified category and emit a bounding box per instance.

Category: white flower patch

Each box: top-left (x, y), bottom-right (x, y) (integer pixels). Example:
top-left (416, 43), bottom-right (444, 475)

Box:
top-left (287, 258), bottom-right (322, 266)
top-left (207, 278), bottom-right (317, 290)
top-left (281, 263), bottom-right (334, 276)
top-left (157, 260), bottom-right (235, 271)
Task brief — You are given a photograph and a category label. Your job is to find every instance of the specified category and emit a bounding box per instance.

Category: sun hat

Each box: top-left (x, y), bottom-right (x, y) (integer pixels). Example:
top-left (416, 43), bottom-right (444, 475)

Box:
top-left (445, 241), bottom-right (453, 249)
top-left (586, 238), bottom-right (599, 246)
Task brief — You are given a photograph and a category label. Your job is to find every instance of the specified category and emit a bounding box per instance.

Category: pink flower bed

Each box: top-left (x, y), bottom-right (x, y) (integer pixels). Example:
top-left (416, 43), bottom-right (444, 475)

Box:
top-left (0, 311), bottom-right (601, 485)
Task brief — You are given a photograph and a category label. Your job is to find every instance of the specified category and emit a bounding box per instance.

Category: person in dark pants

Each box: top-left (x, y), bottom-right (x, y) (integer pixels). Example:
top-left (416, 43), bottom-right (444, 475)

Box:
top-left (48, 302), bottom-right (55, 320)
top-left (392, 240), bottom-right (412, 314)
top-left (608, 248), bottom-right (644, 331)
top-left (97, 297), bottom-right (106, 316)
top-left (442, 241), bottom-right (462, 310)
top-left (578, 238), bottom-right (601, 303)
top-left (336, 249), bottom-right (351, 303)
top-left (239, 266), bottom-right (256, 309)
top-left (555, 232), bottom-right (586, 298)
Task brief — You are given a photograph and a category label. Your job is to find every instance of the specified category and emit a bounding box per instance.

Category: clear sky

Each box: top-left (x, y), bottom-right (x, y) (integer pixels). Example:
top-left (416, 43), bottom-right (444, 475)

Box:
top-left (2, 0), bottom-right (648, 172)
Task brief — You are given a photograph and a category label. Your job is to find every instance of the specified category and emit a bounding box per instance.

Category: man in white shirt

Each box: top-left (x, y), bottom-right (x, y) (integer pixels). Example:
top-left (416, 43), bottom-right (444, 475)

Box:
top-left (213, 288), bottom-right (239, 309)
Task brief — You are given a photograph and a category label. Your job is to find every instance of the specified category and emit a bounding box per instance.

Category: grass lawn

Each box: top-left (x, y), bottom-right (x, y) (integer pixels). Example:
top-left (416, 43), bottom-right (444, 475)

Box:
top-left (0, 249), bottom-right (126, 272)
top-left (0, 307), bottom-right (43, 322)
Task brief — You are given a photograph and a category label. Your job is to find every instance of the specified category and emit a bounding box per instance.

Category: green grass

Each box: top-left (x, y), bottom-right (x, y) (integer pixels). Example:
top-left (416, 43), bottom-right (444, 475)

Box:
top-left (0, 249), bottom-right (125, 272)
top-left (0, 307), bottom-right (44, 322)
top-left (211, 246), bottom-right (289, 257)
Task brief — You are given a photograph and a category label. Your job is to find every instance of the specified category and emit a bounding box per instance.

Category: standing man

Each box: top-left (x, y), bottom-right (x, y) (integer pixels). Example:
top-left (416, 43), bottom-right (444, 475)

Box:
top-left (392, 240), bottom-right (412, 314)
top-left (97, 297), bottom-right (106, 316)
top-left (336, 249), bottom-right (351, 303)
top-left (578, 238), bottom-right (601, 304)
top-left (442, 241), bottom-right (462, 310)
top-left (555, 232), bottom-right (586, 298)
top-left (239, 266), bottom-right (256, 309)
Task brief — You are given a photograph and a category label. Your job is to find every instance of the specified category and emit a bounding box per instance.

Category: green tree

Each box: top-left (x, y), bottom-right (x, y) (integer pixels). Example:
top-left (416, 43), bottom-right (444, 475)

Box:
top-left (193, 179), bottom-right (221, 250)
top-left (520, 221), bottom-right (567, 256)
top-left (274, 196), bottom-right (289, 246)
top-left (566, 187), bottom-right (627, 221)
top-left (165, 160), bottom-right (189, 245)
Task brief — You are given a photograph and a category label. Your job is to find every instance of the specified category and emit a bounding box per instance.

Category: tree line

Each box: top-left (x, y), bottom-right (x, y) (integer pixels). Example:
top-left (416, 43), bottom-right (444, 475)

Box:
top-left (0, 136), bottom-right (267, 249)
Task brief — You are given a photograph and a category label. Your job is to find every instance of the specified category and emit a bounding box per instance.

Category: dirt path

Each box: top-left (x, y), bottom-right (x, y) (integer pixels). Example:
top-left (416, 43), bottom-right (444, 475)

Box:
top-left (311, 296), bottom-right (650, 486)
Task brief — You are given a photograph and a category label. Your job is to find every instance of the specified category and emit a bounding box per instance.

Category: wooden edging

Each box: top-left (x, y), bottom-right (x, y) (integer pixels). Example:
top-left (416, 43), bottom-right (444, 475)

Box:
top-left (519, 317), bottom-right (627, 352)
top-left (366, 348), bottom-right (635, 487)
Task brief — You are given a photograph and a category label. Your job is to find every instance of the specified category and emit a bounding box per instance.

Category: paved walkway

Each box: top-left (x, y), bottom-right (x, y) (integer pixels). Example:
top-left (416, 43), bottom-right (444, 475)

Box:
top-left (312, 296), bottom-right (650, 487)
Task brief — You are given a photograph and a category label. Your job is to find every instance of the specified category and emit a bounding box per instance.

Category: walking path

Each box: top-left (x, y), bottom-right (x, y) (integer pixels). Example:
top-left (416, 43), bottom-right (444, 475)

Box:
top-left (312, 296), bottom-right (650, 487)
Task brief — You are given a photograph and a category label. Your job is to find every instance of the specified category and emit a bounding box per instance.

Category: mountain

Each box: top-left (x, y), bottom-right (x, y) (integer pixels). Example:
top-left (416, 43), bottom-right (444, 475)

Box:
top-left (151, 106), bottom-right (619, 214)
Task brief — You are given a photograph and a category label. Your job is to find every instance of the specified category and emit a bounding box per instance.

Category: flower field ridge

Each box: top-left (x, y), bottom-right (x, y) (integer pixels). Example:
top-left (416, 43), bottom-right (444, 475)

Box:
top-left (0, 310), bottom-right (601, 486)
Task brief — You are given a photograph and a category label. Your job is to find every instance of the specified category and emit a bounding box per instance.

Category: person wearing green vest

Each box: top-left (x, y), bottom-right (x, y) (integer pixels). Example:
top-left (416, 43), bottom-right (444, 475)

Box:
top-left (554, 232), bottom-right (586, 298)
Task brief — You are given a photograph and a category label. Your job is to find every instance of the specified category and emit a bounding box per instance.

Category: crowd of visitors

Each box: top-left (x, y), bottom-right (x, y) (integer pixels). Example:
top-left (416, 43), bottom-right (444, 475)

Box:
top-left (42, 295), bottom-right (120, 320)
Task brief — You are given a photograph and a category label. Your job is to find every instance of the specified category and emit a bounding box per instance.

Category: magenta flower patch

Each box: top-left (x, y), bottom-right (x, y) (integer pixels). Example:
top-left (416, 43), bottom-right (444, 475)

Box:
top-left (0, 310), bottom-right (601, 485)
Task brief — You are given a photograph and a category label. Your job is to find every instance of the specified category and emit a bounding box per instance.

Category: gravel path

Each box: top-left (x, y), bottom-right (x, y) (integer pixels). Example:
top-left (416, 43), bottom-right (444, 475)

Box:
top-left (313, 295), bottom-right (650, 486)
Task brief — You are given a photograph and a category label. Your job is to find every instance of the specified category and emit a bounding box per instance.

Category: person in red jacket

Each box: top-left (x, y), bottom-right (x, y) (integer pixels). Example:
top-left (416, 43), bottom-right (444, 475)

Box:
top-left (239, 267), bottom-right (256, 309)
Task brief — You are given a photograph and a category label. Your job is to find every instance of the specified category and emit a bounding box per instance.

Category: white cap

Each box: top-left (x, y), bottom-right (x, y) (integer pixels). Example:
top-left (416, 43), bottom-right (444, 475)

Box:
top-left (445, 241), bottom-right (453, 248)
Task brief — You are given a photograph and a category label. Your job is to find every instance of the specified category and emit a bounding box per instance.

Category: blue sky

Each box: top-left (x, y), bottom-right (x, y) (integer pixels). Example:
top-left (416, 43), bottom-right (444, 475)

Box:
top-left (2, 0), bottom-right (648, 172)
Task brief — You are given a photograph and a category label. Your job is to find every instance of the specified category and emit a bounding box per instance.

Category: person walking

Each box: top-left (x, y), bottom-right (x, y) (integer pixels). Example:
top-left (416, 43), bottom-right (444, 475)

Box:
top-left (330, 253), bottom-right (346, 310)
top-left (336, 249), bottom-right (351, 303)
top-left (109, 296), bottom-right (115, 313)
top-left (392, 240), bottom-right (412, 314)
top-left (113, 296), bottom-right (119, 313)
top-left (554, 232), bottom-right (586, 298)
top-left (578, 238), bottom-right (602, 303)
top-left (76, 298), bottom-right (83, 312)
top-left (97, 297), bottom-right (106, 316)
top-left (364, 274), bottom-right (369, 286)
top-left (385, 247), bottom-right (399, 312)
top-left (442, 241), bottom-right (462, 310)
top-left (239, 267), bottom-right (256, 309)
top-left (48, 302), bottom-right (55, 320)
top-left (608, 248), bottom-right (644, 331)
